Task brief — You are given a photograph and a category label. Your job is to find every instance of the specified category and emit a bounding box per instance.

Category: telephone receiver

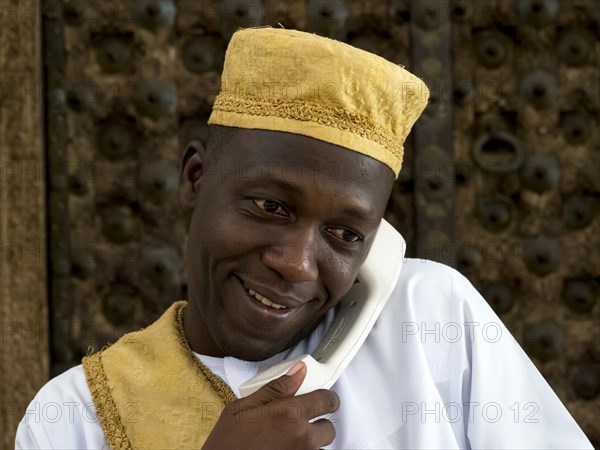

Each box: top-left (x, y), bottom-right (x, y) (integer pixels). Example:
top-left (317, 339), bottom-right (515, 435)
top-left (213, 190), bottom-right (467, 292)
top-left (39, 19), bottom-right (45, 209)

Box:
top-left (239, 219), bottom-right (405, 397)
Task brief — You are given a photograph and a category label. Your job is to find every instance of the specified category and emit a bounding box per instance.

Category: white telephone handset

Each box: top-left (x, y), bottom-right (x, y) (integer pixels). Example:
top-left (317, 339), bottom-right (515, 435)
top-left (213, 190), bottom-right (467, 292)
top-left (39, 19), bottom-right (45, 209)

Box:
top-left (239, 219), bottom-right (405, 397)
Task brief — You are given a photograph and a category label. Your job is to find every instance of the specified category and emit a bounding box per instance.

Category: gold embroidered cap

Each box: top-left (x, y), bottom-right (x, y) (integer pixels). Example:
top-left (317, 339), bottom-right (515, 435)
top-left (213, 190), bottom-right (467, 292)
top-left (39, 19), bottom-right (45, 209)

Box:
top-left (208, 28), bottom-right (429, 177)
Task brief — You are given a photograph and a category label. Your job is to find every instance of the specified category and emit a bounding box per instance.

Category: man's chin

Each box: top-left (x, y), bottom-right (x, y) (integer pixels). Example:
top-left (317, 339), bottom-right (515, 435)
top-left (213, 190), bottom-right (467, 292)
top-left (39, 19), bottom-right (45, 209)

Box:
top-left (213, 320), bottom-right (320, 361)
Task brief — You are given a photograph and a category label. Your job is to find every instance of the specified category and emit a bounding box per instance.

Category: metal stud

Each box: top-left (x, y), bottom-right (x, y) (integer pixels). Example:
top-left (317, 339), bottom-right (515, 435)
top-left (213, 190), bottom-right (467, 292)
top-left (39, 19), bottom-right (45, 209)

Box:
top-left (68, 170), bottom-right (89, 197)
top-left (97, 121), bottom-right (136, 160)
top-left (519, 70), bottom-right (557, 110)
top-left (307, 0), bottom-right (348, 38)
top-left (102, 287), bottom-right (136, 326)
top-left (131, 0), bottom-right (176, 31)
top-left (70, 249), bottom-right (95, 280)
top-left (482, 281), bottom-right (515, 314)
top-left (475, 30), bottom-right (510, 69)
top-left (517, 0), bottom-right (559, 27)
top-left (563, 196), bottom-right (595, 230)
top-left (138, 161), bottom-right (178, 202)
top-left (101, 206), bottom-right (136, 243)
top-left (519, 154), bottom-right (560, 194)
top-left (220, 0), bottom-right (264, 40)
top-left (558, 29), bottom-right (593, 67)
top-left (63, 1), bottom-right (85, 26)
top-left (571, 365), bottom-right (600, 400)
top-left (563, 279), bottom-right (597, 314)
top-left (562, 112), bottom-right (591, 146)
top-left (414, 1), bottom-right (443, 30)
top-left (417, 145), bottom-right (454, 200)
top-left (457, 246), bottom-right (482, 274)
top-left (66, 84), bottom-right (97, 112)
top-left (133, 78), bottom-right (177, 120)
top-left (421, 170), bottom-right (452, 200)
top-left (139, 247), bottom-right (181, 290)
top-left (452, 82), bottom-right (474, 106)
top-left (450, 0), bottom-right (472, 22)
top-left (389, 2), bottom-right (410, 24)
top-left (478, 198), bottom-right (513, 233)
top-left (523, 236), bottom-right (561, 276)
top-left (454, 161), bottom-right (473, 186)
top-left (94, 35), bottom-right (135, 74)
top-left (181, 35), bottom-right (225, 74)
top-left (523, 320), bottom-right (565, 361)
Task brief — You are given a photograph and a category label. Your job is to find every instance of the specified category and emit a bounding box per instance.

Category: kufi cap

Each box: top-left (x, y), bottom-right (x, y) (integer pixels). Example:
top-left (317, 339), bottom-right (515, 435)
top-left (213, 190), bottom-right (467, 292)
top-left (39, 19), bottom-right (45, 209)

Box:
top-left (208, 28), bottom-right (429, 177)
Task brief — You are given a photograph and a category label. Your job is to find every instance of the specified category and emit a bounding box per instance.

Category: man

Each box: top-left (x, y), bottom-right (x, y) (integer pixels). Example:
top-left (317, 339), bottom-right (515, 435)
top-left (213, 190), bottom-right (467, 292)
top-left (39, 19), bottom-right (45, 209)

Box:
top-left (17, 28), bottom-right (592, 449)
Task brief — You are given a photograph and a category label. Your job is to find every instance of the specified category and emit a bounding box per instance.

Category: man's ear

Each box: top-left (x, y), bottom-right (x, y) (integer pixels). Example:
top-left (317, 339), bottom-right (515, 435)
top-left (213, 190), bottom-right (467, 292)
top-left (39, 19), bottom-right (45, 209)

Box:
top-left (179, 140), bottom-right (208, 210)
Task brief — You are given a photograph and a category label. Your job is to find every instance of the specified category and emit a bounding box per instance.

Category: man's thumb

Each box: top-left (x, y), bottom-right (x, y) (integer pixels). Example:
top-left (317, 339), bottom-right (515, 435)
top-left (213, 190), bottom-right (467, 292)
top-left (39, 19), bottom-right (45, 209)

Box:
top-left (248, 361), bottom-right (306, 404)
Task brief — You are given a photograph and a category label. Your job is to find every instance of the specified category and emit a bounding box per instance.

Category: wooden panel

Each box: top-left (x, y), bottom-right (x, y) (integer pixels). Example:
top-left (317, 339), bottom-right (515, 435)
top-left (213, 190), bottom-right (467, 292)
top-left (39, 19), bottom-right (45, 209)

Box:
top-left (0, 1), bottom-right (48, 447)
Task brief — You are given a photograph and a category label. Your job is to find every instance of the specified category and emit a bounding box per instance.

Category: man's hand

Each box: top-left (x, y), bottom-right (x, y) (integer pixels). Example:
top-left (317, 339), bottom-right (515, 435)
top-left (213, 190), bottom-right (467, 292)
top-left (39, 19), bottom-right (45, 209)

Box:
top-left (202, 362), bottom-right (340, 449)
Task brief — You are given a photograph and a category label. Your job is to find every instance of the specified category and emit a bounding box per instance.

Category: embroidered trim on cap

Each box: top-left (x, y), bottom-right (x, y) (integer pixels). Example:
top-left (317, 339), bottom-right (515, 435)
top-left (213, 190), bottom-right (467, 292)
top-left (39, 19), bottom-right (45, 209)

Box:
top-left (212, 92), bottom-right (403, 161)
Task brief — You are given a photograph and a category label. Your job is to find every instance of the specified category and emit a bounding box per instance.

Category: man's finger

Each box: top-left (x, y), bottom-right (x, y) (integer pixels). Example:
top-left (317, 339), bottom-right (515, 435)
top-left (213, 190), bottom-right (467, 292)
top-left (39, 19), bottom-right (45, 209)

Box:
top-left (245, 361), bottom-right (307, 405)
top-left (308, 418), bottom-right (337, 448)
top-left (296, 389), bottom-right (341, 420)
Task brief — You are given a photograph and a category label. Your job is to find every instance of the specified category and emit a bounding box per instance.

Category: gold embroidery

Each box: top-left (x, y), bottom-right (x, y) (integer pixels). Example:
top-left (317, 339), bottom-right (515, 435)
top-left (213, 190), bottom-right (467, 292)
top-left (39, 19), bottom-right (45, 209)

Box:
top-left (82, 301), bottom-right (236, 449)
top-left (82, 352), bottom-right (133, 450)
top-left (212, 92), bottom-right (404, 162)
top-left (175, 302), bottom-right (237, 404)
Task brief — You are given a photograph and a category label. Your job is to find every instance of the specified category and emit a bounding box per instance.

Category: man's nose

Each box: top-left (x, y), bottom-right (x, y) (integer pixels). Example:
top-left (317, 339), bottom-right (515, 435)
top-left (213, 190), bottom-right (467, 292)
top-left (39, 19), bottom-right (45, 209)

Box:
top-left (261, 228), bottom-right (320, 282)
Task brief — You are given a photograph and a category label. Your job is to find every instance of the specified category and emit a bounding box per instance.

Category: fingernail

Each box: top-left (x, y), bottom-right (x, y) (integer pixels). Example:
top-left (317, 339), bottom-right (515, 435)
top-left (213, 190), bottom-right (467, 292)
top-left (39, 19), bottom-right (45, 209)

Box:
top-left (286, 361), bottom-right (303, 376)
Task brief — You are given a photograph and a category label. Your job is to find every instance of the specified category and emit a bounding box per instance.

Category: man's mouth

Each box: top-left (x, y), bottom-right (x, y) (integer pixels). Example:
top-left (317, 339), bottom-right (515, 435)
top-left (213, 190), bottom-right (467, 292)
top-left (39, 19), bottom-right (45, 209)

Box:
top-left (247, 288), bottom-right (288, 310)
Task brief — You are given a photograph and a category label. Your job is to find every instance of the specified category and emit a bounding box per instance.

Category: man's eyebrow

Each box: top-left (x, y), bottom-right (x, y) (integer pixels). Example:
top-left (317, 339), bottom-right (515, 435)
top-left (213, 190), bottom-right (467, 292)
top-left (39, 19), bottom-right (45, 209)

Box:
top-left (240, 174), bottom-right (304, 196)
top-left (340, 206), bottom-right (378, 222)
top-left (240, 174), bottom-right (377, 221)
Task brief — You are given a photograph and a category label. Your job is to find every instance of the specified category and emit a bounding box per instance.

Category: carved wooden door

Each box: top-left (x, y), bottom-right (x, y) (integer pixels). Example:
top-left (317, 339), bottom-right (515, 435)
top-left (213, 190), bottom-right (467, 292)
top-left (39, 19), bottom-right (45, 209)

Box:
top-left (42, 0), bottom-right (598, 443)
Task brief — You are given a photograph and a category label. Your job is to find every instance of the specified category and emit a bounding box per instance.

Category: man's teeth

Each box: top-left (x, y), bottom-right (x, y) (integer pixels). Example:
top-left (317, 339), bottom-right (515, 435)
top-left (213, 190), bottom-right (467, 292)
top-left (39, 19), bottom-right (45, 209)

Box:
top-left (248, 289), bottom-right (287, 310)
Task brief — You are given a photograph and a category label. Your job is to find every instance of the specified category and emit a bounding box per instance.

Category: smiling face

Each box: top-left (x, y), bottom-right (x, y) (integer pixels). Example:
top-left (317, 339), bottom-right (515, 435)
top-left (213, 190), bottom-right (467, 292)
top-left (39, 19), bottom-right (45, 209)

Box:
top-left (179, 127), bottom-right (395, 361)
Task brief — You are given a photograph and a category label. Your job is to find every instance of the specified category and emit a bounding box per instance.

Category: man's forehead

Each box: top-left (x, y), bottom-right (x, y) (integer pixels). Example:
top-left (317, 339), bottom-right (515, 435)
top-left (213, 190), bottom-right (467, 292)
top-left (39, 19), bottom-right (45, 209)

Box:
top-left (217, 128), bottom-right (394, 186)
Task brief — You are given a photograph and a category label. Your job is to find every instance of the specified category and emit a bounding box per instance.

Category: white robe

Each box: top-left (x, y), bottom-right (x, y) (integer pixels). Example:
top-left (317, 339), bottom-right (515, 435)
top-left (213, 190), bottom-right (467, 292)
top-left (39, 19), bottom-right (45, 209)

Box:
top-left (15, 259), bottom-right (593, 449)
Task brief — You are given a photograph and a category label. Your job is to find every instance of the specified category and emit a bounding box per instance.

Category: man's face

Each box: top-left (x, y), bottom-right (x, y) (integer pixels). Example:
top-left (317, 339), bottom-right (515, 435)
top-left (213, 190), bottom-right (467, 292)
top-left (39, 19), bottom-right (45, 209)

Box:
top-left (181, 128), bottom-right (395, 361)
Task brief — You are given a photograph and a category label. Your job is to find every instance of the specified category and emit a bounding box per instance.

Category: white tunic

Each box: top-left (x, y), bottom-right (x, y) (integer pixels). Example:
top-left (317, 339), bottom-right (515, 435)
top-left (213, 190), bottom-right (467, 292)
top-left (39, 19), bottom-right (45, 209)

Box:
top-left (16, 260), bottom-right (593, 449)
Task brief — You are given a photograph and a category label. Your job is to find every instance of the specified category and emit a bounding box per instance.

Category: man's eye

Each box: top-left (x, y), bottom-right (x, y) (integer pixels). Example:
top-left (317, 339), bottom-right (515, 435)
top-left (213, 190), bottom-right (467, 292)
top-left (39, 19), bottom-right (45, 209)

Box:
top-left (328, 228), bottom-right (361, 243)
top-left (253, 199), bottom-right (287, 216)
